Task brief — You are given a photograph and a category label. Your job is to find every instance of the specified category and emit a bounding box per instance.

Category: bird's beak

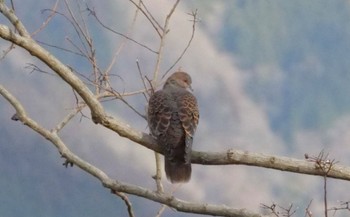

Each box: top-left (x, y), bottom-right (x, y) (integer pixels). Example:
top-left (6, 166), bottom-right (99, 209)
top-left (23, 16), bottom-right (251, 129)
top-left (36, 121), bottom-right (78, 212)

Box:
top-left (189, 85), bottom-right (194, 91)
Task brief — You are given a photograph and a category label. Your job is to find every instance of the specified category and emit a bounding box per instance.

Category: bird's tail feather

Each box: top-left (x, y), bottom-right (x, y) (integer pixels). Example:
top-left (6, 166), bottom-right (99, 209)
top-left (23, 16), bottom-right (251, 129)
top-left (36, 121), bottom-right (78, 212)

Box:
top-left (165, 158), bottom-right (191, 183)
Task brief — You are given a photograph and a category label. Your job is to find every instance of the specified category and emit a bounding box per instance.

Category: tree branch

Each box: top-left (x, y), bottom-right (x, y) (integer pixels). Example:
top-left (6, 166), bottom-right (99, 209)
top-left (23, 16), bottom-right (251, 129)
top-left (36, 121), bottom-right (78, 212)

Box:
top-left (192, 149), bottom-right (350, 181)
top-left (0, 1), bottom-right (29, 37)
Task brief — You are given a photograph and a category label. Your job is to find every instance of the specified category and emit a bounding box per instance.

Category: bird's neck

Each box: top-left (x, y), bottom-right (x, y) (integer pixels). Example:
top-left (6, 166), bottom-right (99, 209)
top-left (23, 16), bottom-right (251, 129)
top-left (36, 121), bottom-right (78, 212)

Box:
top-left (164, 83), bottom-right (187, 92)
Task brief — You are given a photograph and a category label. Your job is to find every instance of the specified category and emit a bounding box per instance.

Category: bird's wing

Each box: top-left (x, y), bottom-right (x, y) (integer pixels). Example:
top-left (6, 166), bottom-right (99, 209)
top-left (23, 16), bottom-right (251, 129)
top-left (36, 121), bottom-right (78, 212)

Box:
top-left (178, 92), bottom-right (199, 163)
top-left (147, 91), bottom-right (172, 138)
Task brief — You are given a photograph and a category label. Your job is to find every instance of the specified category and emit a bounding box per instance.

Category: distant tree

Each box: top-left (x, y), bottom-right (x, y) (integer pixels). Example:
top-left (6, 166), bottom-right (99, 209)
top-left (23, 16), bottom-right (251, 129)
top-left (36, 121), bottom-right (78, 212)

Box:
top-left (1, 1), bottom-right (350, 216)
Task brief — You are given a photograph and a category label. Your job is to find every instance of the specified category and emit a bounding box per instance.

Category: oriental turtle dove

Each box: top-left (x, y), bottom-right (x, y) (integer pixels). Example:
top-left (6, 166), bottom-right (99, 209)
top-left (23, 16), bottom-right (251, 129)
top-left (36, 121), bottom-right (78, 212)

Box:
top-left (148, 71), bottom-right (199, 183)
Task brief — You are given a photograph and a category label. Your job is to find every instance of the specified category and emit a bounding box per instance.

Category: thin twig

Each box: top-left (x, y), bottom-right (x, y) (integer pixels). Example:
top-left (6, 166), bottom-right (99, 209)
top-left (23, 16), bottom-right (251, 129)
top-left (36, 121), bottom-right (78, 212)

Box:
top-left (65, 37), bottom-right (87, 57)
top-left (152, 0), bottom-right (180, 84)
top-left (73, 1), bottom-right (101, 94)
top-left (97, 88), bottom-right (149, 99)
top-left (31, 0), bottom-right (59, 36)
top-left (136, 59), bottom-right (150, 100)
top-left (155, 204), bottom-right (167, 217)
top-left (324, 175), bottom-right (328, 217)
top-left (104, 0), bottom-right (141, 76)
top-left (36, 8), bottom-right (92, 61)
top-left (304, 200), bottom-right (313, 217)
top-left (328, 201), bottom-right (350, 216)
top-left (0, 42), bottom-right (15, 59)
top-left (128, 0), bottom-right (162, 37)
top-left (52, 106), bottom-right (85, 133)
top-left (25, 63), bottom-right (57, 77)
top-left (63, 1), bottom-right (105, 87)
top-left (76, 1), bottom-right (92, 46)
top-left (163, 9), bottom-right (198, 78)
top-left (71, 88), bottom-right (90, 122)
top-left (112, 190), bottom-right (135, 217)
top-left (87, 5), bottom-right (157, 54)
top-left (261, 203), bottom-right (296, 217)
top-left (37, 40), bottom-right (85, 57)
top-left (139, 0), bottom-right (163, 32)
top-left (260, 203), bottom-right (279, 217)
top-left (305, 151), bottom-right (337, 217)
top-left (155, 184), bottom-right (180, 217)
top-left (106, 88), bottom-right (146, 120)
top-left (145, 76), bottom-right (155, 95)
top-left (63, 0), bottom-right (89, 55)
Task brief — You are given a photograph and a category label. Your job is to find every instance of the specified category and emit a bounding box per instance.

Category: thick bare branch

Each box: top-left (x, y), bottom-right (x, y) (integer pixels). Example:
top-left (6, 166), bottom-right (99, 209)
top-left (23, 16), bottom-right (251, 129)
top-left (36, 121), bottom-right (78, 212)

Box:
top-left (0, 2), bottom-right (30, 37)
top-left (192, 149), bottom-right (350, 181)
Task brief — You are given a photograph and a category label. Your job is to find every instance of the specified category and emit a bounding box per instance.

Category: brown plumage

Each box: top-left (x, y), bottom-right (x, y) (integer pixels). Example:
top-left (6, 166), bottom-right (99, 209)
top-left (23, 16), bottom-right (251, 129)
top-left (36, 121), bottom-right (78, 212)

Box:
top-left (148, 71), bottom-right (199, 183)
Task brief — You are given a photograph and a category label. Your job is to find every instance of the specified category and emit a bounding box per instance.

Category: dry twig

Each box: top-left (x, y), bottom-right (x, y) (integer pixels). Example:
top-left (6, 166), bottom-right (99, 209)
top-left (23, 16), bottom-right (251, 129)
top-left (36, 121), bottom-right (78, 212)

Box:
top-left (31, 0), bottom-right (59, 36)
top-left (112, 190), bottom-right (135, 217)
top-left (163, 9), bottom-right (199, 78)
top-left (305, 151), bottom-right (337, 217)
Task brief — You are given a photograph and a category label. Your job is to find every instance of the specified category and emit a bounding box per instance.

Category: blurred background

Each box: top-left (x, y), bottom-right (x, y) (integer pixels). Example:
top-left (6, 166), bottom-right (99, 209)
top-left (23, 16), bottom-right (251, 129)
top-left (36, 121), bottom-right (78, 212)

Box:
top-left (1, 0), bottom-right (350, 216)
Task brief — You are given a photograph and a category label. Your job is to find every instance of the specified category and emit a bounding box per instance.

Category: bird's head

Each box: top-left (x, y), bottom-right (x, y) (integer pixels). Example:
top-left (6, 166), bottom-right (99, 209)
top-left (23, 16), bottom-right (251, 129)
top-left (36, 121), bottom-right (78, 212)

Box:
top-left (164, 71), bottom-right (193, 91)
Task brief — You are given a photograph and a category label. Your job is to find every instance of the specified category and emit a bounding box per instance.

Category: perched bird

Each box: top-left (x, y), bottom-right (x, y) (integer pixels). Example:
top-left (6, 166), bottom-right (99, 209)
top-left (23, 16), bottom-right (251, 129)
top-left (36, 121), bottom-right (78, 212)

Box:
top-left (148, 71), bottom-right (199, 183)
